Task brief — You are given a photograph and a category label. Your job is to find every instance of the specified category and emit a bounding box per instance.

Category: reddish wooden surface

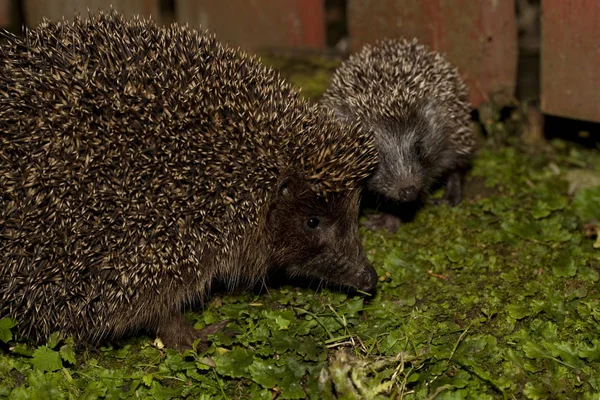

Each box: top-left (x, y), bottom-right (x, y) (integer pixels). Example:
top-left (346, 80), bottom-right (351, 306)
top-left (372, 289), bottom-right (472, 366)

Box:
top-left (23, 0), bottom-right (161, 28)
top-left (176, 0), bottom-right (327, 51)
top-left (0, 0), bottom-right (10, 28)
top-left (541, 0), bottom-right (600, 123)
top-left (347, 0), bottom-right (518, 108)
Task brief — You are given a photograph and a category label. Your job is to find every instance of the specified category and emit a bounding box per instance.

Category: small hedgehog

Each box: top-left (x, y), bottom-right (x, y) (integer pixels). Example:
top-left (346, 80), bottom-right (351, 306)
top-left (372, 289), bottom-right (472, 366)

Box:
top-left (0, 11), bottom-right (378, 349)
top-left (321, 38), bottom-right (475, 229)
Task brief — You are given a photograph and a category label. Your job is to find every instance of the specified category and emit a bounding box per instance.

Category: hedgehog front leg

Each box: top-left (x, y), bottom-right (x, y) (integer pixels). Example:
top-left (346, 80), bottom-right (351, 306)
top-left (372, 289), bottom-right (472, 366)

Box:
top-left (441, 169), bottom-right (464, 206)
top-left (156, 313), bottom-right (232, 351)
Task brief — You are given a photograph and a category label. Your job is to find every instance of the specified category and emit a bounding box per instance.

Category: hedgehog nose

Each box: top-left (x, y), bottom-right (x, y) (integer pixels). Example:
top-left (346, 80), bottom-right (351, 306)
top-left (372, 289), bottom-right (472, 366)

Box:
top-left (355, 263), bottom-right (379, 293)
top-left (398, 186), bottom-right (418, 202)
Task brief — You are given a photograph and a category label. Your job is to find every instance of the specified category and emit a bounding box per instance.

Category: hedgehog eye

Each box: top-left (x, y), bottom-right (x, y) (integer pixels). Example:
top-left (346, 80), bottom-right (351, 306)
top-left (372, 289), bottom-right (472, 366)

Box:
top-left (414, 142), bottom-right (424, 158)
top-left (305, 217), bottom-right (321, 230)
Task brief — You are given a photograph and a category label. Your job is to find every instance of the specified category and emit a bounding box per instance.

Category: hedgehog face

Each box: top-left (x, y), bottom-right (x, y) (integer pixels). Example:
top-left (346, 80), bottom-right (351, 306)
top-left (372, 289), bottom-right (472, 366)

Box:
top-left (367, 102), bottom-right (453, 202)
top-left (267, 177), bottom-right (378, 293)
top-left (367, 126), bottom-right (427, 202)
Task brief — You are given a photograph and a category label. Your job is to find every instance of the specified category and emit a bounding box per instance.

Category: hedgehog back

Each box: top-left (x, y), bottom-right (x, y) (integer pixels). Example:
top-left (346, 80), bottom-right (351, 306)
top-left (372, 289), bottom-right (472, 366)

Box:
top-left (322, 38), bottom-right (475, 156)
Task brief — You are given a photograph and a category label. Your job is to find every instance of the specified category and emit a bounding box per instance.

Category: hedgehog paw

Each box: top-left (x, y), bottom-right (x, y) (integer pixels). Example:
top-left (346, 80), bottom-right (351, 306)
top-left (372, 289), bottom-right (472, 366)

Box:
top-left (428, 193), bottom-right (460, 207)
top-left (428, 197), bottom-right (453, 206)
top-left (362, 212), bottom-right (402, 233)
top-left (429, 170), bottom-right (464, 207)
top-left (156, 314), bottom-right (233, 352)
top-left (445, 169), bottom-right (464, 206)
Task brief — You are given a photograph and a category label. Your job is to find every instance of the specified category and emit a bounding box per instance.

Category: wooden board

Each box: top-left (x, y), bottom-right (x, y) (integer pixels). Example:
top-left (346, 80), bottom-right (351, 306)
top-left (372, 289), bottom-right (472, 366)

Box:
top-left (541, 0), bottom-right (600, 123)
top-left (0, 0), bottom-right (10, 29)
top-left (176, 0), bottom-right (326, 51)
top-left (23, 0), bottom-right (161, 27)
top-left (347, 0), bottom-right (518, 108)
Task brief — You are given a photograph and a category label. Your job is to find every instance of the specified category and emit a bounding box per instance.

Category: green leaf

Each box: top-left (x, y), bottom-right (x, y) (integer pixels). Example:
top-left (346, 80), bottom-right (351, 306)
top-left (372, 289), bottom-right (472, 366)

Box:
top-left (339, 297), bottom-right (365, 317)
top-left (579, 266), bottom-right (600, 282)
top-left (552, 252), bottom-right (578, 277)
top-left (249, 385), bottom-right (273, 400)
top-left (215, 347), bottom-right (253, 378)
top-left (395, 291), bottom-right (416, 307)
top-left (446, 244), bottom-right (467, 264)
top-left (82, 380), bottom-right (108, 399)
top-left (164, 351), bottom-right (195, 372)
top-left (46, 332), bottom-right (62, 349)
top-left (552, 342), bottom-right (581, 367)
top-left (296, 339), bottom-right (321, 361)
top-left (523, 381), bottom-right (550, 399)
top-left (264, 309), bottom-right (296, 331)
top-left (507, 303), bottom-right (533, 320)
top-left (280, 381), bottom-right (306, 399)
top-left (522, 342), bottom-right (549, 361)
top-left (571, 186), bottom-right (600, 222)
top-left (31, 347), bottom-right (63, 372)
top-left (248, 358), bottom-right (286, 389)
top-left (148, 381), bottom-right (183, 400)
top-left (271, 333), bottom-right (296, 354)
top-left (142, 373), bottom-right (154, 387)
top-left (0, 317), bottom-right (17, 343)
top-left (114, 344), bottom-right (131, 359)
top-left (59, 343), bottom-right (76, 365)
top-left (276, 355), bottom-right (308, 398)
top-left (540, 321), bottom-right (558, 341)
top-left (196, 356), bottom-right (216, 370)
top-left (11, 343), bottom-right (34, 357)
top-left (531, 195), bottom-right (566, 220)
top-left (275, 315), bottom-right (292, 330)
top-left (579, 339), bottom-right (600, 361)
top-left (140, 345), bottom-right (162, 362)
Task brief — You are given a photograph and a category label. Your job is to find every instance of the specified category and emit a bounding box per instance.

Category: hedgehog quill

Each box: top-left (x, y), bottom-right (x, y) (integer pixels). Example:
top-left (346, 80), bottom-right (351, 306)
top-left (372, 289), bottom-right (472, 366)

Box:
top-left (0, 11), bottom-right (378, 349)
top-left (322, 38), bottom-right (476, 230)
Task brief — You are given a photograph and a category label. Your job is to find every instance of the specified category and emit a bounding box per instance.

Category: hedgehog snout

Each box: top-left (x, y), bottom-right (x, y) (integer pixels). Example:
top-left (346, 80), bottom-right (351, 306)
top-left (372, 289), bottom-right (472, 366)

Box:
top-left (397, 185), bottom-right (419, 202)
top-left (353, 263), bottom-right (379, 293)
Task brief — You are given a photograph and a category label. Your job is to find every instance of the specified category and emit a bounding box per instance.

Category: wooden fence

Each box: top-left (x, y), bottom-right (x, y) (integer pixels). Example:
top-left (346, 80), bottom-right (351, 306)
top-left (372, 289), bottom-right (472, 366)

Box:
top-left (0, 0), bottom-right (598, 124)
top-left (0, 0), bottom-right (10, 28)
top-left (540, 0), bottom-right (600, 124)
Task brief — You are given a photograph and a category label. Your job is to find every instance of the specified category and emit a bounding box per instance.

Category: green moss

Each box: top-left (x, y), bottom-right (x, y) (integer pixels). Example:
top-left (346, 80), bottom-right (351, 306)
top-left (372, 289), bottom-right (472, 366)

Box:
top-left (1, 55), bottom-right (600, 399)
top-left (259, 53), bottom-right (341, 100)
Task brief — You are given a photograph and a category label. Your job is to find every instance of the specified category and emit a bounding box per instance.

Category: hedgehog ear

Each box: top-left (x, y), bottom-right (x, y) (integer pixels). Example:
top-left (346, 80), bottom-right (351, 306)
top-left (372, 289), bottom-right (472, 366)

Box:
top-left (277, 176), bottom-right (297, 199)
top-left (278, 179), bottom-right (292, 199)
top-left (275, 175), bottom-right (309, 201)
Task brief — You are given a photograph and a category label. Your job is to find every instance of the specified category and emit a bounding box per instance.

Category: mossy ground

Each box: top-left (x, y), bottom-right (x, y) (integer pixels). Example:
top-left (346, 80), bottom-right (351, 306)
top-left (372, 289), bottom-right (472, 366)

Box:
top-left (1, 55), bottom-right (599, 399)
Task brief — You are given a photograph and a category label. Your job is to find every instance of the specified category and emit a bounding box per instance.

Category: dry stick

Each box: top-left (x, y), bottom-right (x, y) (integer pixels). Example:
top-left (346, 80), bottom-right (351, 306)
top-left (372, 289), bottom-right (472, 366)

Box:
top-left (293, 307), bottom-right (333, 340)
top-left (214, 368), bottom-right (228, 400)
top-left (444, 323), bottom-right (472, 370)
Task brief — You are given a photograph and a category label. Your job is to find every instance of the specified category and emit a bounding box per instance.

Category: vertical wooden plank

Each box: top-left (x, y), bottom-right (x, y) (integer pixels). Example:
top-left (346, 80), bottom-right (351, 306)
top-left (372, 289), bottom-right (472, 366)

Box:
top-left (541, 0), bottom-right (600, 123)
top-left (23, 0), bottom-right (161, 28)
top-left (347, 0), bottom-right (518, 108)
top-left (175, 0), bottom-right (327, 51)
top-left (0, 0), bottom-right (10, 29)
top-left (296, 0), bottom-right (327, 49)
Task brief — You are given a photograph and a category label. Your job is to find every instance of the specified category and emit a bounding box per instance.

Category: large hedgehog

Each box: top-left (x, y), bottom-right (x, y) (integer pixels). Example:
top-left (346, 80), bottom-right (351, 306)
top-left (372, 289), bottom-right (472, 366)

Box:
top-left (322, 38), bottom-right (475, 229)
top-left (0, 11), bottom-right (378, 349)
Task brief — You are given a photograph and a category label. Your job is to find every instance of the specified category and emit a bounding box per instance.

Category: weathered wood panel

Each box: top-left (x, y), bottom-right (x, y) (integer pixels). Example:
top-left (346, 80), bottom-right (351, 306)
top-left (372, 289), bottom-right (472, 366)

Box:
top-left (541, 0), bottom-right (600, 123)
top-left (0, 0), bottom-right (10, 29)
top-left (347, 0), bottom-right (518, 108)
top-left (23, 0), bottom-right (161, 27)
top-left (176, 0), bottom-right (326, 51)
